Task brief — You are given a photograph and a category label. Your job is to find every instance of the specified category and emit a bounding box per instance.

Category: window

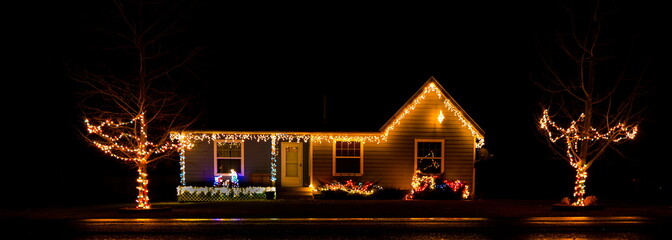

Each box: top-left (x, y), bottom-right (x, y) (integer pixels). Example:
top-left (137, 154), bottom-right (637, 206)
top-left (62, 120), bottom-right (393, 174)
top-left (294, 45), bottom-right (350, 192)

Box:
top-left (214, 140), bottom-right (244, 176)
top-left (415, 139), bottom-right (444, 174)
top-left (333, 141), bottom-right (363, 176)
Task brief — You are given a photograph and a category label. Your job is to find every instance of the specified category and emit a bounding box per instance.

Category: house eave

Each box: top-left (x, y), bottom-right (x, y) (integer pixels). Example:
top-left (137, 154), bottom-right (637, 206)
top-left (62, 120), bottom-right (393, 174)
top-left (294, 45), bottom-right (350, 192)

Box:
top-left (172, 130), bottom-right (384, 144)
top-left (378, 76), bottom-right (485, 139)
top-left (171, 76), bottom-right (485, 146)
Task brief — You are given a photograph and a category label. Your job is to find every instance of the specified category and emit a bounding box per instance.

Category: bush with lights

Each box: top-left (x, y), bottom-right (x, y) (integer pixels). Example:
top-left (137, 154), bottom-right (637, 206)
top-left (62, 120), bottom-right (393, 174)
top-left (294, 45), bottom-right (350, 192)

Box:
top-left (404, 170), bottom-right (469, 200)
top-left (313, 178), bottom-right (384, 200)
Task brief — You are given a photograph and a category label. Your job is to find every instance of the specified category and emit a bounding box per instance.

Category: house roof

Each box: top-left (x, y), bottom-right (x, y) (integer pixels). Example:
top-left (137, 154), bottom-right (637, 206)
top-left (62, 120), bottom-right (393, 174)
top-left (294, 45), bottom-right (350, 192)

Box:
top-left (380, 76), bottom-right (485, 138)
top-left (176, 76), bottom-right (485, 146)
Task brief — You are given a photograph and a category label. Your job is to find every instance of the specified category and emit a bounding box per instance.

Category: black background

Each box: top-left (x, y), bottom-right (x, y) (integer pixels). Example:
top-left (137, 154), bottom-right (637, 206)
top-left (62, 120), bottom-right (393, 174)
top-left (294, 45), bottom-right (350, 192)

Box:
top-left (3, 0), bottom-right (667, 206)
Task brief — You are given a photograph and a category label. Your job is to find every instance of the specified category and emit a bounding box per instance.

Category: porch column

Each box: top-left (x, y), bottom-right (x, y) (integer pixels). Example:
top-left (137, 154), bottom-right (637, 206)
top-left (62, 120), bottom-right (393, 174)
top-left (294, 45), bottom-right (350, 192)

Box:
top-left (270, 134), bottom-right (277, 187)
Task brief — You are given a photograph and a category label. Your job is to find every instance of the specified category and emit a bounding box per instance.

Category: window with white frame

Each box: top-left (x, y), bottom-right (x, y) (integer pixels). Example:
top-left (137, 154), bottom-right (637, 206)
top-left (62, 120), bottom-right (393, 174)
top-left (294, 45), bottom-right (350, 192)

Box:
top-left (333, 141), bottom-right (363, 176)
top-left (214, 140), bottom-right (244, 176)
top-left (415, 139), bottom-right (444, 174)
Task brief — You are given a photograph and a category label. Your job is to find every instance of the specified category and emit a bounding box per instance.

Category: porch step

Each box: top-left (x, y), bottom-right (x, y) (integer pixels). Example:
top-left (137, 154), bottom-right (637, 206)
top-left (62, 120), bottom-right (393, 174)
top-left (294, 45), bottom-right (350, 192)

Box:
top-left (276, 187), bottom-right (314, 200)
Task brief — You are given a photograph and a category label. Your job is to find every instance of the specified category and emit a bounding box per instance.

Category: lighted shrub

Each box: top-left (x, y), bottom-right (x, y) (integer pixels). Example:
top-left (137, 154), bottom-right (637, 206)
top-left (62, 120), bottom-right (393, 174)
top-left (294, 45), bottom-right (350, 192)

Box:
top-left (405, 170), bottom-right (469, 200)
top-left (314, 179), bottom-right (383, 200)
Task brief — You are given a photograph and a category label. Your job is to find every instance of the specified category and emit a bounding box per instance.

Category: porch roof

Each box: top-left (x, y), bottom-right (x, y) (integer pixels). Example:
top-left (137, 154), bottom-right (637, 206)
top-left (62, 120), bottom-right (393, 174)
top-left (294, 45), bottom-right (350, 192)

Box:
top-left (175, 77), bottom-right (485, 146)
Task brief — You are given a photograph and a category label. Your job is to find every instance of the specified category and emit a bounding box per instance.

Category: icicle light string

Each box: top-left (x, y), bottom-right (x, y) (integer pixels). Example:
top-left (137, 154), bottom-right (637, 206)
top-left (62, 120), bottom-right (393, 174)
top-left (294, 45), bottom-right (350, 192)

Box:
top-left (171, 82), bottom-right (486, 187)
top-left (171, 83), bottom-right (485, 146)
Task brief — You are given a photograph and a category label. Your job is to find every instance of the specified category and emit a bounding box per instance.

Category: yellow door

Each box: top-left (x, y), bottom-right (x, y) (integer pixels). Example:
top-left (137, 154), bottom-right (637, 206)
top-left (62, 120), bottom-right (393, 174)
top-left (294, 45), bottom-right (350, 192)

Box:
top-left (281, 142), bottom-right (302, 187)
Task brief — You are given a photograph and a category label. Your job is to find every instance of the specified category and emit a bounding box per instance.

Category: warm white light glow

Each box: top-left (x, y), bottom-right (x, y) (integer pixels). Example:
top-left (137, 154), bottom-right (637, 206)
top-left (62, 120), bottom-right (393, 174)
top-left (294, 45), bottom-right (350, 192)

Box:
top-left (86, 113), bottom-right (194, 209)
top-left (172, 80), bottom-right (486, 186)
top-left (437, 110), bottom-right (445, 124)
top-left (539, 108), bottom-right (638, 206)
top-left (380, 82), bottom-right (485, 147)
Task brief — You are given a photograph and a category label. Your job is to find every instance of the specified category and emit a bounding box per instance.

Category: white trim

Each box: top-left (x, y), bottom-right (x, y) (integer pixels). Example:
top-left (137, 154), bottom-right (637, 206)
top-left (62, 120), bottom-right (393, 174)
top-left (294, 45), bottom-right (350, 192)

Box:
top-left (414, 139), bottom-right (445, 174)
top-left (214, 139), bottom-right (245, 176)
top-left (309, 139), bottom-right (314, 187)
top-left (471, 135), bottom-right (477, 199)
top-left (332, 140), bottom-right (364, 176)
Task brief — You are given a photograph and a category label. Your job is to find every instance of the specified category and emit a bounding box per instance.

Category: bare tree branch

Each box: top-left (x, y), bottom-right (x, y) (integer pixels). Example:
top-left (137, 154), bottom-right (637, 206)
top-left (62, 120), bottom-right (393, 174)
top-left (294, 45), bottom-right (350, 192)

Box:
top-left (70, 0), bottom-right (202, 209)
top-left (534, 0), bottom-right (649, 206)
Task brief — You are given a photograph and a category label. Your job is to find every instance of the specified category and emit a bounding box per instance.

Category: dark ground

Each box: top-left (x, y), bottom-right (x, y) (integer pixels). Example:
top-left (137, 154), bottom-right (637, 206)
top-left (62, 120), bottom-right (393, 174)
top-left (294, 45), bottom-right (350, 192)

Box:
top-left (2, 199), bottom-right (670, 220)
top-left (3, 199), bottom-right (670, 239)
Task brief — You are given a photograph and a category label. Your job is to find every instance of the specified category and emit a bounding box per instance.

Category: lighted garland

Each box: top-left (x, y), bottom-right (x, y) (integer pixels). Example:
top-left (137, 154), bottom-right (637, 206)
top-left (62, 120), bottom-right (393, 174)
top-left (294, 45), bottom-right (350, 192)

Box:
top-left (314, 179), bottom-right (383, 196)
top-left (270, 135), bottom-right (277, 183)
top-left (175, 134), bottom-right (193, 186)
top-left (539, 109), bottom-right (638, 206)
top-left (179, 148), bottom-right (186, 186)
top-left (177, 186), bottom-right (275, 200)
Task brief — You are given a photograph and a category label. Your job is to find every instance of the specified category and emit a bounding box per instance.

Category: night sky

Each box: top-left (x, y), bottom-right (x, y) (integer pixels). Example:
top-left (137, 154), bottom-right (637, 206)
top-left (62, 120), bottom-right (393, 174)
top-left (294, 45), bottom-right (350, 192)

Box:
top-left (3, 0), bottom-right (668, 206)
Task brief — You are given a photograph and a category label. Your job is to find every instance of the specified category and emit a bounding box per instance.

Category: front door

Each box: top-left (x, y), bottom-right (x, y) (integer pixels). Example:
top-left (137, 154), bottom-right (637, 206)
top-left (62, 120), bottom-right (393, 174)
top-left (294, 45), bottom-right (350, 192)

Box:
top-left (281, 142), bottom-right (303, 187)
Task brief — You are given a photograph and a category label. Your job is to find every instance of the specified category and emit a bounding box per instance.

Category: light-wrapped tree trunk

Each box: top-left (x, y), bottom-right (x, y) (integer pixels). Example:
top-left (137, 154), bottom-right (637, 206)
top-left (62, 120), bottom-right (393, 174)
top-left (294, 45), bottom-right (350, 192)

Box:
top-left (535, 1), bottom-right (647, 206)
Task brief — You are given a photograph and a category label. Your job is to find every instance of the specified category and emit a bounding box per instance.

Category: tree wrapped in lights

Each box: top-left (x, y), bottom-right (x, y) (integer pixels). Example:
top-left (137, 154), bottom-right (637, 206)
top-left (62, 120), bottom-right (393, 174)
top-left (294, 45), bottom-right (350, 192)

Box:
top-left (539, 109), bottom-right (637, 206)
top-left (73, 0), bottom-right (200, 209)
top-left (535, 1), bottom-right (648, 206)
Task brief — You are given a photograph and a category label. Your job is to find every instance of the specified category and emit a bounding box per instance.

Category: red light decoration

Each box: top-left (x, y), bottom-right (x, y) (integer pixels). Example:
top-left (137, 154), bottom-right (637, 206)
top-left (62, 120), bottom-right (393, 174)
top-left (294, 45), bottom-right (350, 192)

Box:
top-left (404, 170), bottom-right (469, 200)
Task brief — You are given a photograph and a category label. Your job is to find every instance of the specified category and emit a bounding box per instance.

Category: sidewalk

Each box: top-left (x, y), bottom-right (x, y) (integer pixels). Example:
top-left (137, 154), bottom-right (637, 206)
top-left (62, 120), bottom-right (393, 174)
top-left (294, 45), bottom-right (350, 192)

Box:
top-left (2, 199), bottom-right (671, 220)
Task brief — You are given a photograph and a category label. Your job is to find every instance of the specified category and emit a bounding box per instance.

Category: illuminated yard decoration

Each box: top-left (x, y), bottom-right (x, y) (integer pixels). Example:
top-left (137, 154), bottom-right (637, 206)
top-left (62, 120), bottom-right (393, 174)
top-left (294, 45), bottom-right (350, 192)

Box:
top-left (314, 179), bottom-right (383, 196)
top-left (539, 109), bottom-right (638, 206)
top-left (404, 170), bottom-right (469, 200)
top-left (86, 113), bottom-right (192, 209)
top-left (230, 169), bottom-right (239, 186)
top-left (404, 171), bottom-right (436, 200)
top-left (214, 175), bottom-right (225, 187)
top-left (177, 186), bottom-right (275, 201)
top-left (214, 169), bottom-right (240, 187)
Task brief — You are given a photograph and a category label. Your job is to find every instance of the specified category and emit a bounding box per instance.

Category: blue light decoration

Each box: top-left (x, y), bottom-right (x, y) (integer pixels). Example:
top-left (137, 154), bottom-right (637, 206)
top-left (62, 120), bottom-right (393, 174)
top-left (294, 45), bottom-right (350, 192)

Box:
top-left (213, 170), bottom-right (239, 187)
top-left (179, 149), bottom-right (186, 186)
top-left (230, 169), bottom-right (239, 187)
top-left (214, 175), bottom-right (225, 187)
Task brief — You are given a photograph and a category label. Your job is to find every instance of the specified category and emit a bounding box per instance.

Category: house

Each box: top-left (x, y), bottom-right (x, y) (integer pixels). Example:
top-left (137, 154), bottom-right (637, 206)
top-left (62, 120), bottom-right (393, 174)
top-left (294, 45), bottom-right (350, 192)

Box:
top-left (173, 76), bottom-right (485, 200)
